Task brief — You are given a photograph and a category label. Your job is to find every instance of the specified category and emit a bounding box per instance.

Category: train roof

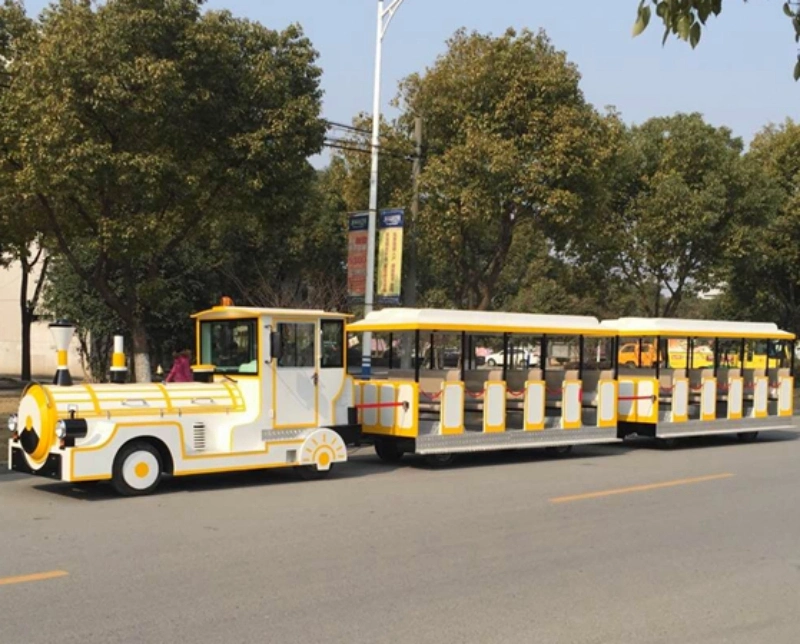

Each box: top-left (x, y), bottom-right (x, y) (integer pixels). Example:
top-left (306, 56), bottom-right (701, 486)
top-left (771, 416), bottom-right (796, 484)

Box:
top-left (601, 317), bottom-right (795, 340)
top-left (192, 306), bottom-right (351, 321)
top-left (347, 308), bottom-right (606, 336)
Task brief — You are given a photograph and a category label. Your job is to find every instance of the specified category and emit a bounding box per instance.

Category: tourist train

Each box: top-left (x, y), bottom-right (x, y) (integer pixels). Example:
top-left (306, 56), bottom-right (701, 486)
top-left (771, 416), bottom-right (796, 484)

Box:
top-left (7, 302), bottom-right (796, 495)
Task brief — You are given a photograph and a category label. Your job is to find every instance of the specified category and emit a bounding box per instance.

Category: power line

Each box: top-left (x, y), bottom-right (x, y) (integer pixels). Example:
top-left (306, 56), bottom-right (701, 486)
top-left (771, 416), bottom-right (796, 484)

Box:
top-left (324, 120), bottom-right (372, 136)
top-left (323, 137), bottom-right (417, 162)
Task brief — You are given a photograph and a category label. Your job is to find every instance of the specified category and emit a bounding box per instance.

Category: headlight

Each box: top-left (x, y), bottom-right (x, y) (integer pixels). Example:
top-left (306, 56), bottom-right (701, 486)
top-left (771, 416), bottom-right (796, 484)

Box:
top-left (7, 414), bottom-right (17, 432)
top-left (55, 418), bottom-right (88, 441)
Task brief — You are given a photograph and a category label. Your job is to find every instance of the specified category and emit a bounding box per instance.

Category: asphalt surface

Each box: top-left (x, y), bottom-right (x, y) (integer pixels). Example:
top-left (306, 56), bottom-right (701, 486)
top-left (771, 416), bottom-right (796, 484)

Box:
top-left (2, 432), bottom-right (800, 644)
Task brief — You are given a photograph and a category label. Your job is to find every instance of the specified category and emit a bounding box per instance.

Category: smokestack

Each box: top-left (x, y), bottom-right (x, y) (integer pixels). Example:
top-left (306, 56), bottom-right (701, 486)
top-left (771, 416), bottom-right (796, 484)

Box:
top-left (110, 335), bottom-right (128, 384)
top-left (49, 320), bottom-right (75, 387)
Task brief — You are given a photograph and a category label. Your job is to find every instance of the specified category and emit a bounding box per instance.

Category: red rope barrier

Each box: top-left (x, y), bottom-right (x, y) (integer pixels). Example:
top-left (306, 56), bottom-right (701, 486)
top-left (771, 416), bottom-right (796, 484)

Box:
top-left (356, 401), bottom-right (409, 410)
top-left (419, 390), bottom-right (442, 400)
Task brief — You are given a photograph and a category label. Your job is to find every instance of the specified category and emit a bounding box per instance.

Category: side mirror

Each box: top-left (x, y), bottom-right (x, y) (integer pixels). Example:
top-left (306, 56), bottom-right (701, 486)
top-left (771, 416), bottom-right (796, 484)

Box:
top-left (270, 331), bottom-right (282, 363)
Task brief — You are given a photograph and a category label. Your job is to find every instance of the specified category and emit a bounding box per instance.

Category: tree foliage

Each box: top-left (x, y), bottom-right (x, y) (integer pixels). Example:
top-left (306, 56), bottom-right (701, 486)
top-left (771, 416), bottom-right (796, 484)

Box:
top-left (591, 113), bottom-right (744, 317)
top-left (398, 28), bottom-right (615, 310)
top-left (632, 1), bottom-right (800, 78)
top-left (0, 0), bottom-right (325, 380)
top-left (719, 120), bottom-right (800, 331)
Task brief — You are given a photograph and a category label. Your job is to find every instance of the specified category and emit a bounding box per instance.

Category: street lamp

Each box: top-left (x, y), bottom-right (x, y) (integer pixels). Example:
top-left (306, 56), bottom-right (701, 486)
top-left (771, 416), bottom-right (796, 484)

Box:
top-left (361, 0), bottom-right (405, 378)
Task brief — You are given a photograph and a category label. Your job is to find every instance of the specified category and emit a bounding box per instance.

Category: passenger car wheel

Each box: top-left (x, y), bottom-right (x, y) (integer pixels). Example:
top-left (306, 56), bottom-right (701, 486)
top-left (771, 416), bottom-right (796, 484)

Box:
top-left (374, 438), bottom-right (404, 463)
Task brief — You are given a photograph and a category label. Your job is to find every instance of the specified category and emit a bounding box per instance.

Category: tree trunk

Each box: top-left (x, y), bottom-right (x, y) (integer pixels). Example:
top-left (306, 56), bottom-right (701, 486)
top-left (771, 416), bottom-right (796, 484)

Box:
top-left (20, 265), bottom-right (31, 381)
top-left (131, 321), bottom-right (152, 383)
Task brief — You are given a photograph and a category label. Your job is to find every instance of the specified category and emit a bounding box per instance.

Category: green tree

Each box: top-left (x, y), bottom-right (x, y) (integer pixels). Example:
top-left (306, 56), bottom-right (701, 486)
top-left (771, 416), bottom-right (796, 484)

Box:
top-left (398, 28), bottom-right (615, 310)
top-left (719, 120), bottom-right (800, 333)
top-left (0, 0), bottom-right (50, 381)
top-left (594, 113), bottom-right (744, 317)
top-left (632, 1), bottom-right (800, 78)
top-left (0, 0), bottom-right (324, 381)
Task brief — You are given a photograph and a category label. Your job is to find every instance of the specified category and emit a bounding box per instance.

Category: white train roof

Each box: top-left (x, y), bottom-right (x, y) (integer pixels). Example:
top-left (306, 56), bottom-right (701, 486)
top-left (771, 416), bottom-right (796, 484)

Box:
top-left (347, 308), bottom-right (606, 336)
top-left (601, 317), bottom-right (794, 340)
top-left (192, 306), bottom-right (351, 321)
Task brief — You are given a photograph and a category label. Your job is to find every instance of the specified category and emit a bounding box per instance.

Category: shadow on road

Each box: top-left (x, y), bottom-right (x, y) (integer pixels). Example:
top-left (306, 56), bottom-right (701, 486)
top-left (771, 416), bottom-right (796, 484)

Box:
top-left (14, 431), bottom-right (798, 500)
top-left (616, 430), bottom-right (798, 451)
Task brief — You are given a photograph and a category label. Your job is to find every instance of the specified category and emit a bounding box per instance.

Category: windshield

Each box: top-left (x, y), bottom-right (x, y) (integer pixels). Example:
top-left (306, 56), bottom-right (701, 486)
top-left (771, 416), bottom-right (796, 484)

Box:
top-left (200, 319), bottom-right (258, 374)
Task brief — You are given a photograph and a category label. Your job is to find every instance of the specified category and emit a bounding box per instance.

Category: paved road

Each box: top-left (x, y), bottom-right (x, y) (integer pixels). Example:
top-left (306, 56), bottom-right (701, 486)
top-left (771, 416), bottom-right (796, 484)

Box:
top-left (2, 432), bottom-right (800, 644)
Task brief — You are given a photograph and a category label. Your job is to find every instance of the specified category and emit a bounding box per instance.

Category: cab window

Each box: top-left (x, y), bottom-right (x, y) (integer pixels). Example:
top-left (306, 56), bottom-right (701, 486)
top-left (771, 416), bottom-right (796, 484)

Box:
top-left (200, 319), bottom-right (258, 374)
top-left (321, 320), bottom-right (344, 369)
top-left (277, 323), bottom-right (315, 368)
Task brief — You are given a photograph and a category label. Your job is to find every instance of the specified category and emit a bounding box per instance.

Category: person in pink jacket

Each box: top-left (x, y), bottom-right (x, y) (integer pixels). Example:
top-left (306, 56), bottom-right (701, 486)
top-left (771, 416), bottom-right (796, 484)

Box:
top-left (165, 349), bottom-right (193, 383)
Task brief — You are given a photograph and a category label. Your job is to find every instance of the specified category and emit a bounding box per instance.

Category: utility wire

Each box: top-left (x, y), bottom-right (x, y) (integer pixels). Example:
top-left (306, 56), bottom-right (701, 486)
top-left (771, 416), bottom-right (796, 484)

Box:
top-left (324, 119), bottom-right (372, 136)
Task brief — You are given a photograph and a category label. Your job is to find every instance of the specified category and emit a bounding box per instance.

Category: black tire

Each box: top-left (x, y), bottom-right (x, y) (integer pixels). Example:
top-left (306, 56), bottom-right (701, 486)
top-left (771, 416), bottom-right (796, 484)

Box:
top-left (624, 361), bottom-right (637, 368)
top-left (297, 464), bottom-right (333, 481)
top-left (487, 358), bottom-right (497, 367)
top-left (111, 441), bottom-right (163, 496)
top-left (545, 445), bottom-right (573, 456)
top-left (737, 431), bottom-right (759, 443)
top-left (424, 453), bottom-right (457, 468)
top-left (657, 437), bottom-right (678, 449)
top-left (374, 438), bottom-right (404, 463)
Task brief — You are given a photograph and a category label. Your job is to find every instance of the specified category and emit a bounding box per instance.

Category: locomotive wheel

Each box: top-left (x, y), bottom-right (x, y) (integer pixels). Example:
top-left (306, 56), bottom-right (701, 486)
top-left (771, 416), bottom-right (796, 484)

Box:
top-left (112, 441), bottom-right (163, 496)
top-left (297, 464), bottom-right (333, 481)
top-left (737, 431), bottom-right (759, 443)
top-left (374, 438), bottom-right (404, 463)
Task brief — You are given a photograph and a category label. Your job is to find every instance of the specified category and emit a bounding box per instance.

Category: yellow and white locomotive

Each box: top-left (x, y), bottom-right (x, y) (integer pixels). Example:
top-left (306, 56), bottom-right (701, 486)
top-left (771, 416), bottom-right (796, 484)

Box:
top-left (7, 304), bottom-right (355, 495)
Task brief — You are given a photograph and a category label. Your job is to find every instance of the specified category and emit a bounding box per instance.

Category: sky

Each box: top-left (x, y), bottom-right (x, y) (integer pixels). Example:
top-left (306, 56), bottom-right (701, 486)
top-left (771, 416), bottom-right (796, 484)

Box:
top-left (20, 0), bottom-right (800, 164)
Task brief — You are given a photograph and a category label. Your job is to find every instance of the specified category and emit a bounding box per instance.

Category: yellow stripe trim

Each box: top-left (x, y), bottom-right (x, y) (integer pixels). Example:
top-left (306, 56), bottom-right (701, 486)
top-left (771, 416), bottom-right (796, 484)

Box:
top-left (0, 570), bottom-right (69, 586)
top-left (550, 473), bottom-right (734, 504)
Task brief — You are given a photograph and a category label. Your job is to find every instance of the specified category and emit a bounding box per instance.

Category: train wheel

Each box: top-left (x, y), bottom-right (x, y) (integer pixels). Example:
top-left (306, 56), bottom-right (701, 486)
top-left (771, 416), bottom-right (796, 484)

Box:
top-left (112, 441), bottom-right (163, 496)
top-left (657, 437), bottom-right (678, 449)
top-left (424, 453), bottom-right (457, 468)
top-left (737, 431), bottom-right (759, 443)
top-left (297, 464), bottom-right (333, 481)
top-left (546, 445), bottom-right (573, 457)
top-left (374, 438), bottom-right (404, 463)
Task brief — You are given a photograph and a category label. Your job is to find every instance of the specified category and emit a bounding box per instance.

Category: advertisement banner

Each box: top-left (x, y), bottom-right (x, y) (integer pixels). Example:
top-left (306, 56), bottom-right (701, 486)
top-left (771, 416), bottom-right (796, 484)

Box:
top-left (347, 213), bottom-right (369, 301)
top-left (377, 209), bottom-right (404, 304)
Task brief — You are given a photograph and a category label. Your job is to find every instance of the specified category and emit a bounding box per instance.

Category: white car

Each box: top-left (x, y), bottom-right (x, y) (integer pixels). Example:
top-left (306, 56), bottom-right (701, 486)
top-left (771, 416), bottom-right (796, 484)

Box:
top-left (485, 348), bottom-right (539, 367)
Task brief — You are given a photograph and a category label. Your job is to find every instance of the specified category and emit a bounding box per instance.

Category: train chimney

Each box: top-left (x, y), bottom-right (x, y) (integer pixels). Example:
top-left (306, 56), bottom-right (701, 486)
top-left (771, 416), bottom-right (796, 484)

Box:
top-left (49, 320), bottom-right (75, 387)
top-left (110, 335), bottom-right (128, 384)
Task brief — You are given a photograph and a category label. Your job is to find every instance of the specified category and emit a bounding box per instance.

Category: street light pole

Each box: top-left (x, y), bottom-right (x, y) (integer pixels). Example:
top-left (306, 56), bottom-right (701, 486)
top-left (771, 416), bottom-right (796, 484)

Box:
top-left (362, 0), bottom-right (405, 378)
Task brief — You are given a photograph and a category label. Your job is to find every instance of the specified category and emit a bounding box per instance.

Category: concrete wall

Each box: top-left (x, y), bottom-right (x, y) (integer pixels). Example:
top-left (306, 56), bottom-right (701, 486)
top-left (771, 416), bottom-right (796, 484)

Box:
top-left (0, 254), bottom-right (85, 379)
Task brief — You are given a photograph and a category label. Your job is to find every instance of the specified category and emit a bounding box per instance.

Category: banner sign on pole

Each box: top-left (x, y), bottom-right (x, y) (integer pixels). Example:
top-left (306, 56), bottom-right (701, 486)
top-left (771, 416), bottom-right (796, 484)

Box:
top-left (347, 212), bottom-right (369, 301)
top-left (377, 209), bottom-right (404, 304)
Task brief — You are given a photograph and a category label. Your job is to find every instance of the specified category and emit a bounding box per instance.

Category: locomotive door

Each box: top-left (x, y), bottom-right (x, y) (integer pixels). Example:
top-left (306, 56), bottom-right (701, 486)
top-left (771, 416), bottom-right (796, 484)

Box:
top-left (273, 320), bottom-right (319, 428)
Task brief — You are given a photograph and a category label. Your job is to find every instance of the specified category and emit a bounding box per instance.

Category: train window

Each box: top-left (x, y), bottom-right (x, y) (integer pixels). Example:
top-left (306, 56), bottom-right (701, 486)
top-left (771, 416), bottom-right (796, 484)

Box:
top-left (277, 323), bottom-right (315, 368)
top-left (320, 320), bottom-right (344, 369)
top-left (716, 339), bottom-right (741, 369)
top-left (547, 336), bottom-right (580, 371)
top-left (200, 319), bottom-right (258, 374)
top-left (618, 337), bottom-right (644, 370)
top-left (583, 337), bottom-right (614, 371)
top-left (507, 336), bottom-right (541, 371)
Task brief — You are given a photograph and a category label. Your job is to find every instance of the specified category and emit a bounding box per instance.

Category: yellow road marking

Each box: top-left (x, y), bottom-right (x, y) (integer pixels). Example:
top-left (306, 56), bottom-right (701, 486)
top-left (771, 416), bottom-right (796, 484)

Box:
top-left (0, 570), bottom-right (69, 587)
top-left (550, 473), bottom-right (734, 504)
